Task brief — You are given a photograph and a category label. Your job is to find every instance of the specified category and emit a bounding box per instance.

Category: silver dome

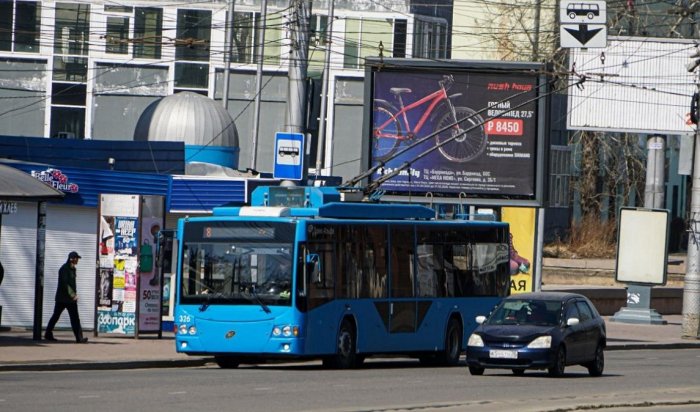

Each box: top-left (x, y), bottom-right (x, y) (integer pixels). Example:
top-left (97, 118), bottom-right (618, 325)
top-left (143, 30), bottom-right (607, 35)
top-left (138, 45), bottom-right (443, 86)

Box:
top-left (134, 92), bottom-right (239, 147)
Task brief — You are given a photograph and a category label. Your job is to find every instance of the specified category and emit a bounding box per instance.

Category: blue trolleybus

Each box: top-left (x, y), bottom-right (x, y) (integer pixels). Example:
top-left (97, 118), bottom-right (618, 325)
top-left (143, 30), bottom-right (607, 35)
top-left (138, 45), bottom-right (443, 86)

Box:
top-left (174, 185), bottom-right (510, 368)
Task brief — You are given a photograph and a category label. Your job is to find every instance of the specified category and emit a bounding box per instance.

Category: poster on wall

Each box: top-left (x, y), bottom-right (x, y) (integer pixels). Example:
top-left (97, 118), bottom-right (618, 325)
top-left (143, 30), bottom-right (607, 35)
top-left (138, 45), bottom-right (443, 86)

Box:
top-left (365, 59), bottom-right (548, 206)
top-left (502, 207), bottom-right (537, 294)
top-left (97, 194), bottom-right (140, 336)
top-left (138, 196), bottom-right (165, 333)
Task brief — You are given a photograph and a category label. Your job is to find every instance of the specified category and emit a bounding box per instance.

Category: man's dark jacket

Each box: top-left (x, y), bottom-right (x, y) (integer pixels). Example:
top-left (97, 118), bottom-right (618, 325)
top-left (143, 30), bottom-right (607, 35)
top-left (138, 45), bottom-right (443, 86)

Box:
top-left (55, 261), bottom-right (77, 303)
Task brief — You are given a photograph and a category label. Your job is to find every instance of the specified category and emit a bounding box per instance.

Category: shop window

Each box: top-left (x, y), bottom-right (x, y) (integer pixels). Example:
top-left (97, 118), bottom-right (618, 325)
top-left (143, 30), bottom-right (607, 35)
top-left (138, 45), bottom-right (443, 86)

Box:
top-left (0, 1), bottom-right (41, 53)
top-left (176, 9), bottom-right (211, 62)
top-left (54, 2), bottom-right (90, 56)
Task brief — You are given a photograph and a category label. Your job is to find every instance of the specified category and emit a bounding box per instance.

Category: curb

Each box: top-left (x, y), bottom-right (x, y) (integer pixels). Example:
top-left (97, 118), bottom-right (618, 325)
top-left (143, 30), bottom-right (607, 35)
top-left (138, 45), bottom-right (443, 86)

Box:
top-left (605, 342), bottom-right (700, 351)
top-left (0, 357), bottom-right (213, 372)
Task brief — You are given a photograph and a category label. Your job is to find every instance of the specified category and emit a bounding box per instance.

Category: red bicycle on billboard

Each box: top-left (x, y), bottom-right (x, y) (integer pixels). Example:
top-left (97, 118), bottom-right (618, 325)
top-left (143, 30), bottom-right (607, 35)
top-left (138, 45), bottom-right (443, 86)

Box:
top-left (372, 75), bottom-right (487, 163)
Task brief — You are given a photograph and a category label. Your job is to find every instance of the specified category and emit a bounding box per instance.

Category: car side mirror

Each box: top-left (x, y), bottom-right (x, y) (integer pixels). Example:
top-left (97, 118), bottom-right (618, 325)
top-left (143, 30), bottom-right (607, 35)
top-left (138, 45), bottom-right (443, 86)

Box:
top-left (475, 315), bottom-right (486, 324)
top-left (566, 317), bottom-right (580, 327)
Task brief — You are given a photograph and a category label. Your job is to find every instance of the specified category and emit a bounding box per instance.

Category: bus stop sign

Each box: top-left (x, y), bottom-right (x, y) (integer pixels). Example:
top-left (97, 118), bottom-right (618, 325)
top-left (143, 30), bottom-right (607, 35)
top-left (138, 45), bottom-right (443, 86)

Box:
top-left (273, 132), bottom-right (305, 180)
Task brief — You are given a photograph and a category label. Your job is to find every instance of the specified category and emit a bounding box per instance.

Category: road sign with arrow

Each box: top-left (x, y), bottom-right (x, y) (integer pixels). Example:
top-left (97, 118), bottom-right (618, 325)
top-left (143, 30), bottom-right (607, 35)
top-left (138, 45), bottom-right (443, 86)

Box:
top-left (560, 1), bottom-right (607, 48)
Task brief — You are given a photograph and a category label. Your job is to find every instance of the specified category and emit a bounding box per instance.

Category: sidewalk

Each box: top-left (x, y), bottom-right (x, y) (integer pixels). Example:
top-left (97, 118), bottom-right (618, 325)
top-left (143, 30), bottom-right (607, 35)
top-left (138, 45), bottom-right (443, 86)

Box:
top-left (2, 315), bottom-right (699, 372)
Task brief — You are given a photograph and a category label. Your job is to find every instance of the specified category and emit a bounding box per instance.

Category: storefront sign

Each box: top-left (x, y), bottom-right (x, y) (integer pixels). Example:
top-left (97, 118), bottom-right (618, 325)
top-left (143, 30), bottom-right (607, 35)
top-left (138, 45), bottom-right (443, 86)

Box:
top-left (30, 168), bottom-right (79, 193)
top-left (0, 201), bottom-right (18, 214)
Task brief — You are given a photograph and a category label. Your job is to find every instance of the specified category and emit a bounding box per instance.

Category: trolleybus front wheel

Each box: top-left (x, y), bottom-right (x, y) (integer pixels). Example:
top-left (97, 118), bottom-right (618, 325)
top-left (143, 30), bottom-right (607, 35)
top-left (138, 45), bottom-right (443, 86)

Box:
top-left (214, 355), bottom-right (241, 369)
top-left (323, 319), bottom-right (358, 369)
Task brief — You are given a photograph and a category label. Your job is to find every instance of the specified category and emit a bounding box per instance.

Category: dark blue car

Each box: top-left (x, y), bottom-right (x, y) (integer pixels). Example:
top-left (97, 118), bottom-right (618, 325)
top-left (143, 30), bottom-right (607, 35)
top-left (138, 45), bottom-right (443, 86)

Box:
top-left (466, 292), bottom-right (606, 377)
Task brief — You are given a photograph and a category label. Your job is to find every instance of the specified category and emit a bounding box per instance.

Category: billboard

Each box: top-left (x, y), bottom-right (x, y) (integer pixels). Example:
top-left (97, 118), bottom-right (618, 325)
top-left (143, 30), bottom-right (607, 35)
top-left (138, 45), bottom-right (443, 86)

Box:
top-left (363, 59), bottom-right (549, 206)
top-left (568, 36), bottom-right (697, 135)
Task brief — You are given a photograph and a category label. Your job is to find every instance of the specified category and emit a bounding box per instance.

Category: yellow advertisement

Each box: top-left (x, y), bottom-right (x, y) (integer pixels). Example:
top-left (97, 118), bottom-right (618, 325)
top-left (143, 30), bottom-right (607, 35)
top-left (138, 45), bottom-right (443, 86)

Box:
top-left (502, 207), bottom-right (536, 294)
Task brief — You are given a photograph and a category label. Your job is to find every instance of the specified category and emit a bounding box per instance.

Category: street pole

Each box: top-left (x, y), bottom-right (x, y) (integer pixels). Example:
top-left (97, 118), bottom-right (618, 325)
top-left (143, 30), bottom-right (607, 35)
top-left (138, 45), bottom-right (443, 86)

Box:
top-left (250, 0), bottom-right (268, 170)
top-left (315, 0), bottom-right (335, 177)
top-left (222, 0), bottom-right (236, 110)
top-left (286, 0), bottom-right (311, 136)
top-left (683, 122), bottom-right (700, 337)
top-left (683, 55), bottom-right (700, 338)
top-left (644, 136), bottom-right (666, 209)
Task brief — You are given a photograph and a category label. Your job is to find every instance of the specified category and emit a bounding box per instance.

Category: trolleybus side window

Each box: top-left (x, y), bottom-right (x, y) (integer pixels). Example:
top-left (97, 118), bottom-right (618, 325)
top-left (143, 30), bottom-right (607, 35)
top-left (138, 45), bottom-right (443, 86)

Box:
top-left (390, 224), bottom-right (415, 298)
top-left (364, 225), bottom-right (388, 298)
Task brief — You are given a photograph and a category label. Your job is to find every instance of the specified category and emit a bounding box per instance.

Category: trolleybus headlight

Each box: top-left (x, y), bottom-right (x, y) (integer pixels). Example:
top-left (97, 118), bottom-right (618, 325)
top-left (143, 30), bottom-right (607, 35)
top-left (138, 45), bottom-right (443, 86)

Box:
top-left (188, 326), bottom-right (197, 335)
top-left (282, 325), bottom-right (292, 336)
top-left (527, 335), bottom-right (551, 349)
top-left (467, 333), bottom-right (484, 347)
top-left (272, 326), bottom-right (282, 336)
top-left (179, 324), bottom-right (188, 335)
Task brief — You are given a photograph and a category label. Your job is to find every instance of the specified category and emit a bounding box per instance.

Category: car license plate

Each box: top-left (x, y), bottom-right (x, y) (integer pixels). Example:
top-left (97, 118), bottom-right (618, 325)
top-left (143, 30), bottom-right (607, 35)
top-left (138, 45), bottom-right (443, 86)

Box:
top-left (489, 349), bottom-right (518, 359)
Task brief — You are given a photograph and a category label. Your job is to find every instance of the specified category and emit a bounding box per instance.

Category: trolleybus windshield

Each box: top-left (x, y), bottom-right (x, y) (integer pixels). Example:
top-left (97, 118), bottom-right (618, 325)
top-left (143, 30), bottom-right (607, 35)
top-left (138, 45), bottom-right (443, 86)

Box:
top-left (180, 221), bottom-right (295, 307)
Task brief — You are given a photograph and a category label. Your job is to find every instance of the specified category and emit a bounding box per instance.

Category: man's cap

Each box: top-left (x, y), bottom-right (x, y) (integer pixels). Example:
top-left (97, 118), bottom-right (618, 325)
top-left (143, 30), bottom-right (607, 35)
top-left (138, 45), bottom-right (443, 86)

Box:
top-left (68, 251), bottom-right (81, 259)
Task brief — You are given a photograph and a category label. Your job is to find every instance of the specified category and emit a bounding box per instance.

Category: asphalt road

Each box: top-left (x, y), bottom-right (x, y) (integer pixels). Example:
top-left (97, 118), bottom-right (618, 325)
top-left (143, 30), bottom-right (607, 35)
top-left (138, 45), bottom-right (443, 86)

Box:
top-left (2, 349), bottom-right (700, 412)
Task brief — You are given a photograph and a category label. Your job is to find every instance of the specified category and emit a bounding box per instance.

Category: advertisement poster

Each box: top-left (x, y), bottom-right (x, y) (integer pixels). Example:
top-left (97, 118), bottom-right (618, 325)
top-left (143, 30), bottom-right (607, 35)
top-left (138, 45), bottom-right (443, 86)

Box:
top-left (502, 207), bottom-right (536, 294)
top-left (369, 68), bottom-right (542, 199)
top-left (97, 309), bottom-right (136, 335)
top-left (138, 214), bottom-right (164, 332)
top-left (115, 217), bottom-right (138, 256)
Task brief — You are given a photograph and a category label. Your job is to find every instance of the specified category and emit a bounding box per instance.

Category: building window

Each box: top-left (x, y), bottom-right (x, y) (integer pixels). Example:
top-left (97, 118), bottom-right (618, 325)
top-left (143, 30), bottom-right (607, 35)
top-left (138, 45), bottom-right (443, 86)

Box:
top-left (0, 1), bottom-right (41, 53)
top-left (106, 16), bottom-right (129, 55)
top-left (176, 9), bottom-right (211, 62)
top-left (54, 2), bottom-right (90, 56)
top-left (174, 62), bottom-right (209, 90)
top-left (133, 7), bottom-right (162, 59)
top-left (50, 106), bottom-right (85, 139)
top-left (52, 56), bottom-right (87, 82)
top-left (230, 11), bottom-right (283, 66)
top-left (343, 18), bottom-right (401, 69)
top-left (413, 17), bottom-right (448, 59)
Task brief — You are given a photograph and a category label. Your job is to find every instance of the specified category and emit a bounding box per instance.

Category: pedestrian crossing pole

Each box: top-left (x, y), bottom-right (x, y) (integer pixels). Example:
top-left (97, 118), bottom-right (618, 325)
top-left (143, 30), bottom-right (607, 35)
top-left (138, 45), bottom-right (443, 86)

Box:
top-left (683, 49), bottom-right (700, 338)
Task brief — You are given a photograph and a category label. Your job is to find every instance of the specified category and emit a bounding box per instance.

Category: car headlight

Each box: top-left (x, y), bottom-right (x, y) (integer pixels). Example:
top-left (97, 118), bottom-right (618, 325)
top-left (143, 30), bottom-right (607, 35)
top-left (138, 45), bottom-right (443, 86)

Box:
top-left (527, 335), bottom-right (552, 349)
top-left (467, 333), bottom-right (484, 347)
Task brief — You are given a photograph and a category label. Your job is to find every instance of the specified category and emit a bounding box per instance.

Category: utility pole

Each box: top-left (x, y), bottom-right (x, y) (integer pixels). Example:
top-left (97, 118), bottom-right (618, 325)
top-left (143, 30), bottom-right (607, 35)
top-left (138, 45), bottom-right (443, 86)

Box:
top-left (286, 0), bottom-right (312, 136)
top-left (315, 0), bottom-right (335, 177)
top-left (222, 0), bottom-right (236, 110)
top-left (250, 0), bottom-right (268, 170)
top-left (683, 48), bottom-right (700, 338)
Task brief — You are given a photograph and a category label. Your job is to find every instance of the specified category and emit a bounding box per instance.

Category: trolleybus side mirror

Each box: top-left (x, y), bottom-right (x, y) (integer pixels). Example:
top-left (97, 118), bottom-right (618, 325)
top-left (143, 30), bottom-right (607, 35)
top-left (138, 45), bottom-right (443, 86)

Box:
top-left (306, 253), bottom-right (321, 284)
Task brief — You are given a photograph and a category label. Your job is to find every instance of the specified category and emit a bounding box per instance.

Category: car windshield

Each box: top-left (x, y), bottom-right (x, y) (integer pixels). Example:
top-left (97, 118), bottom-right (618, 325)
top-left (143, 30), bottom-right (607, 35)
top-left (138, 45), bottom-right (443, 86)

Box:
top-left (486, 299), bottom-right (562, 326)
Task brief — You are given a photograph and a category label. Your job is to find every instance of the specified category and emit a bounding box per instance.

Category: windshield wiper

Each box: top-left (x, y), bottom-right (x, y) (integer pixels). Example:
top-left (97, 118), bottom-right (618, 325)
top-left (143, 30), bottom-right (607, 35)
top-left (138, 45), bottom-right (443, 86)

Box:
top-left (249, 285), bottom-right (271, 314)
top-left (199, 294), bottom-right (211, 312)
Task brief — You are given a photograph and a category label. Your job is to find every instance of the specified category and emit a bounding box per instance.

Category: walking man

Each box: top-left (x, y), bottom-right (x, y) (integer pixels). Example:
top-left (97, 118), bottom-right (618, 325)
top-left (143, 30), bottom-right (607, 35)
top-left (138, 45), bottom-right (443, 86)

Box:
top-left (44, 251), bottom-right (88, 343)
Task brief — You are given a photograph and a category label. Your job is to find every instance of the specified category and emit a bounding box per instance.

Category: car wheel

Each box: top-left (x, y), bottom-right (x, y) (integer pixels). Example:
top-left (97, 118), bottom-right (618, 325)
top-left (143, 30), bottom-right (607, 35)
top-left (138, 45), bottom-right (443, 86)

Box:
top-left (548, 346), bottom-right (566, 377)
top-left (214, 356), bottom-right (240, 369)
top-left (587, 344), bottom-right (605, 377)
top-left (512, 368), bottom-right (525, 376)
top-left (469, 366), bottom-right (485, 376)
